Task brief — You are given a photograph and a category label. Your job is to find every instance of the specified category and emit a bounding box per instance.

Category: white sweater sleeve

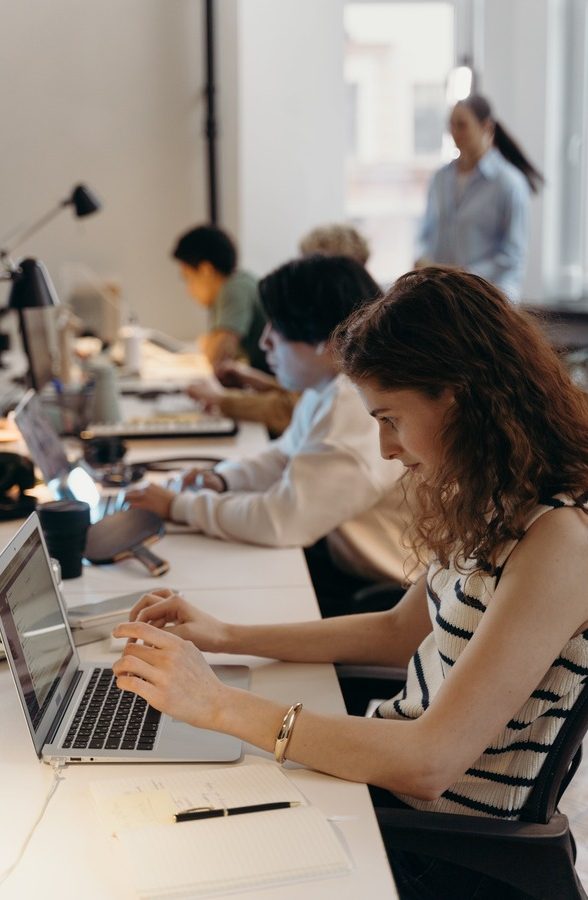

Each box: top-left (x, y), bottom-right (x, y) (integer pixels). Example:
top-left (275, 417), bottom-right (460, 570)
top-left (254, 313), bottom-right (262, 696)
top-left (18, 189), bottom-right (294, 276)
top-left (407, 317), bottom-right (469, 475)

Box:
top-left (169, 440), bottom-right (383, 546)
top-left (212, 443), bottom-right (289, 493)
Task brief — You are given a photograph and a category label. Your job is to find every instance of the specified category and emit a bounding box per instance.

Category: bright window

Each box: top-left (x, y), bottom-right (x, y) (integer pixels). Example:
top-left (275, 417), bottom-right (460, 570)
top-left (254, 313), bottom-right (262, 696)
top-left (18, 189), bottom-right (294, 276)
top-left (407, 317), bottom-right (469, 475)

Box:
top-left (344, 2), bottom-right (455, 284)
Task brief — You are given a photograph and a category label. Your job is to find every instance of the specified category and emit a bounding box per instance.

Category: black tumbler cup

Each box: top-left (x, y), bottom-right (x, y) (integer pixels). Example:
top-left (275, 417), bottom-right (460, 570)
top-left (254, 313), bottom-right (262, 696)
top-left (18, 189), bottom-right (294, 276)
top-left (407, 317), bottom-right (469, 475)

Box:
top-left (38, 500), bottom-right (91, 579)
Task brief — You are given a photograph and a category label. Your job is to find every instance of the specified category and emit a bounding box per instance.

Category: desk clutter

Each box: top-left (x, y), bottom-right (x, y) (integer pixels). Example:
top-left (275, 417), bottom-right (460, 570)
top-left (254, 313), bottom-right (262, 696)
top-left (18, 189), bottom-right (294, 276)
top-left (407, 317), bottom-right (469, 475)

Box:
top-left (10, 390), bottom-right (170, 575)
top-left (35, 375), bottom-right (238, 440)
top-left (90, 764), bottom-right (352, 898)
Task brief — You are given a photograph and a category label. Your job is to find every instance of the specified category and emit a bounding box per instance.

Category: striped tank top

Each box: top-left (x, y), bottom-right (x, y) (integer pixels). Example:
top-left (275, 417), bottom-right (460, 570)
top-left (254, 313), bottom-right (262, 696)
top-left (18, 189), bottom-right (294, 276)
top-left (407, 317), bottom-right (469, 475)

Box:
top-left (376, 493), bottom-right (588, 819)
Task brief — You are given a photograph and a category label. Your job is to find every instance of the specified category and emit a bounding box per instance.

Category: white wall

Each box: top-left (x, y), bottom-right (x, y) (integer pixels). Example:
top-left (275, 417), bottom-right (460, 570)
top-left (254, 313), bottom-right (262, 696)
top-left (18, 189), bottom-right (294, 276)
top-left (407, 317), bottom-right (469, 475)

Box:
top-left (218, 0), bottom-right (347, 277)
top-left (1, 0), bottom-right (348, 337)
top-left (0, 0), bottom-right (208, 338)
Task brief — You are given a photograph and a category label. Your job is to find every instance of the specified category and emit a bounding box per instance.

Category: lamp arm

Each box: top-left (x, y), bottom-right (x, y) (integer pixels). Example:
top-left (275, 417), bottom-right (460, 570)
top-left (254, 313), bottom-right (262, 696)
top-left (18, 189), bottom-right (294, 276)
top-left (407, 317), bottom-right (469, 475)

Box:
top-left (0, 200), bottom-right (67, 262)
top-left (0, 256), bottom-right (18, 285)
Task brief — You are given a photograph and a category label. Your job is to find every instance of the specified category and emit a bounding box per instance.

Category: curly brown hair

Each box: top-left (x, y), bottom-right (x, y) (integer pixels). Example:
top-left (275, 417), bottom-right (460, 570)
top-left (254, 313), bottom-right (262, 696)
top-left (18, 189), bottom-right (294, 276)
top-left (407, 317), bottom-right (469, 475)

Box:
top-left (333, 267), bottom-right (588, 569)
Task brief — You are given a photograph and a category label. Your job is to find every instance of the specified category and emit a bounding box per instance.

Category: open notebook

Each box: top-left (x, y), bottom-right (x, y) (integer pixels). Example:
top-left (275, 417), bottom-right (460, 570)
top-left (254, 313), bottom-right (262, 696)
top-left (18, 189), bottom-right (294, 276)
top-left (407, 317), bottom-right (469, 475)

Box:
top-left (90, 763), bottom-right (352, 898)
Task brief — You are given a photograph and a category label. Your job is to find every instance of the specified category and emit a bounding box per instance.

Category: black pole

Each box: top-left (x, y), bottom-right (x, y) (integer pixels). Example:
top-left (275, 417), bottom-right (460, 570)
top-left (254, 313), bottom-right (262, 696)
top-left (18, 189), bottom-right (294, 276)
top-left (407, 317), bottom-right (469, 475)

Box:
top-left (204, 0), bottom-right (219, 224)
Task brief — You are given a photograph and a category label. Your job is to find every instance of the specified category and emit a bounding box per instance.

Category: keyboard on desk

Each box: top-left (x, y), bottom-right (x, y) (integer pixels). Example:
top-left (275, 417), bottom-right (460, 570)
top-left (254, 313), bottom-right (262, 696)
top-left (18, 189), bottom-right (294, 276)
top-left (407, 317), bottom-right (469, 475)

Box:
top-left (82, 412), bottom-right (238, 440)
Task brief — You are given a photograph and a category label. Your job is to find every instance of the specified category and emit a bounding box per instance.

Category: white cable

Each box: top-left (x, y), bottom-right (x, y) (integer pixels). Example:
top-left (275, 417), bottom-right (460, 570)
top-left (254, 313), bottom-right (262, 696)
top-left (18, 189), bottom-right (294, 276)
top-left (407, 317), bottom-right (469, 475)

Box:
top-left (0, 761), bottom-right (66, 886)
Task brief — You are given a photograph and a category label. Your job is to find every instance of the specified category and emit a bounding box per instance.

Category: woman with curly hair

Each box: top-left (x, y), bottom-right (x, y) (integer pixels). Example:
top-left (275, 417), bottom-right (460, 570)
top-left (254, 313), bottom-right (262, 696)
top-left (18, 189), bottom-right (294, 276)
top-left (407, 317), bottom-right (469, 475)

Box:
top-left (113, 267), bottom-right (588, 899)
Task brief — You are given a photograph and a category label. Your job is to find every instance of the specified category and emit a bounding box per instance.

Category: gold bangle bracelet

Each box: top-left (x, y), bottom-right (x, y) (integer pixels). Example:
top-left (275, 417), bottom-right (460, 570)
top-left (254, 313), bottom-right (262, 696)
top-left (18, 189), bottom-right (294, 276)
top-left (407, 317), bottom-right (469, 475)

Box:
top-left (274, 702), bottom-right (303, 765)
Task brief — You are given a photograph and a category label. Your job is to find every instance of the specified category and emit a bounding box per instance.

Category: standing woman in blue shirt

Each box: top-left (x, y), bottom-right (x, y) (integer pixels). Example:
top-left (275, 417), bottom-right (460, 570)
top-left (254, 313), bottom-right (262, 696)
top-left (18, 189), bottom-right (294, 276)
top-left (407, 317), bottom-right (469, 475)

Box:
top-left (416, 94), bottom-right (543, 301)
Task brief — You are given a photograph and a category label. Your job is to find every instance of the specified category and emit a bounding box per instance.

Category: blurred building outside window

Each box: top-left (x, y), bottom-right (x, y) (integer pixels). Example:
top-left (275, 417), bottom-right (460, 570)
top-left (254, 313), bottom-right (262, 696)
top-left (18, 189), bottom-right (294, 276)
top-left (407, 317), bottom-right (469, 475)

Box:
top-left (344, 1), bottom-right (456, 286)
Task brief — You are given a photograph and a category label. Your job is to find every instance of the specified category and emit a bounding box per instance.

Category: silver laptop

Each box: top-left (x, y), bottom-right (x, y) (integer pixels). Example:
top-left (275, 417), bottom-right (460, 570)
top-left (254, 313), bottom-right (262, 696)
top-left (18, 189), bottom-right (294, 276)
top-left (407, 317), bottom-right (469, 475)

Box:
top-left (0, 513), bottom-right (248, 764)
top-left (13, 389), bottom-right (125, 524)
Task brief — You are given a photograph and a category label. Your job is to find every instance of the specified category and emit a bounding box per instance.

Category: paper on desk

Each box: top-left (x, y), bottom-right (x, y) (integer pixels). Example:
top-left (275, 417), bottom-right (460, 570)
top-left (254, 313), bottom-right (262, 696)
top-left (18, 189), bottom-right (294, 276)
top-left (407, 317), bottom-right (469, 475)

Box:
top-left (90, 763), bottom-right (306, 832)
top-left (90, 764), bottom-right (352, 897)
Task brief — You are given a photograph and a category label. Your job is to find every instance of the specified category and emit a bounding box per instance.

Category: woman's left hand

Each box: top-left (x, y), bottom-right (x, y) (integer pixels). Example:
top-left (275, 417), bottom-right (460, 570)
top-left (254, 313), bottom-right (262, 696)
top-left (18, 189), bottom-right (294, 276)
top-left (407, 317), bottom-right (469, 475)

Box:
top-left (112, 621), bottom-right (227, 729)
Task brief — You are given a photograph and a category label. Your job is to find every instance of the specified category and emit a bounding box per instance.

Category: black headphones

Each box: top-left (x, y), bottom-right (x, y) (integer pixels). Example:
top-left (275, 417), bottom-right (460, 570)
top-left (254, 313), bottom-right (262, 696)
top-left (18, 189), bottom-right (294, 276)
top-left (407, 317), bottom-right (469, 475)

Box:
top-left (0, 452), bottom-right (37, 520)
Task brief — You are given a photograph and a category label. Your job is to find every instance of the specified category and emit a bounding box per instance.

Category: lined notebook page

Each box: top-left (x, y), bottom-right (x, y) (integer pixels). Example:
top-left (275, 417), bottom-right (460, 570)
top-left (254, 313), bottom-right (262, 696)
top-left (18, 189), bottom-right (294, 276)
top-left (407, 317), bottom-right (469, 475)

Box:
top-left (120, 806), bottom-right (352, 899)
top-left (90, 765), bottom-right (352, 898)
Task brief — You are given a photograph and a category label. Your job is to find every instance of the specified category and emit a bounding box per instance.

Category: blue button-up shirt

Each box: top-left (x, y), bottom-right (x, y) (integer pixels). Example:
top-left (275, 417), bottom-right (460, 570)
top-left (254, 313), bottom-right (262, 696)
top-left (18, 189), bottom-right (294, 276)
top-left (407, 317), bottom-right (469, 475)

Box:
top-left (416, 148), bottom-right (530, 301)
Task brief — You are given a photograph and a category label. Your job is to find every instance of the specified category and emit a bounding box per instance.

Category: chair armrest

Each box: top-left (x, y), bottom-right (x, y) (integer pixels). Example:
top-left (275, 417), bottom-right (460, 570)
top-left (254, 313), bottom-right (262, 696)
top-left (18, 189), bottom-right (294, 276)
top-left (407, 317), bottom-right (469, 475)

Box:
top-left (376, 806), bottom-right (570, 841)
top-left (351, 582), bottom-right (406, 613)
top-left (335, 665), bottom-right (407, 716)
top-left (376, 806), bottom-right (579, 898)
top-left (335, 664), bottom-right (407, 682)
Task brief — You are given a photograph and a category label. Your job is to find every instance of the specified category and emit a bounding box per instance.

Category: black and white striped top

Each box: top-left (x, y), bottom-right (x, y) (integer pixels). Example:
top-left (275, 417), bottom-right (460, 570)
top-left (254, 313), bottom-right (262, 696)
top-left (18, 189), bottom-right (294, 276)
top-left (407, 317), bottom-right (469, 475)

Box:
top-left (377, 493), bottom-right (588, 819)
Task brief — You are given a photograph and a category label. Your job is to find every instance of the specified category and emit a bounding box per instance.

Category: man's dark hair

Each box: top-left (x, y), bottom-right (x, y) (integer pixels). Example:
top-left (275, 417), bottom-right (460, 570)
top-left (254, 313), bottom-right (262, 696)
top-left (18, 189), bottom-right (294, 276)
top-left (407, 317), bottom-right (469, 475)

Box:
top-left (172, 225), bottom-right (237, 275)
top-left (258, 254), bottom-right (381, 344)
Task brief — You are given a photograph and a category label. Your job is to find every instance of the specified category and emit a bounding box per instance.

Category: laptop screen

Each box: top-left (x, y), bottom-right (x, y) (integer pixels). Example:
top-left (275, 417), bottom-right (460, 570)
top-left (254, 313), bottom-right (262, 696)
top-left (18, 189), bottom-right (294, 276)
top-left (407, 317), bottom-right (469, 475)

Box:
top-left (14, 390), bottom-right (69, 484)
top-left (15, 390), bottom-right (103, 520)
top-left (0, 517), bottom-right (74, 749)
top-left (20, 306), bottom-right (57, 392)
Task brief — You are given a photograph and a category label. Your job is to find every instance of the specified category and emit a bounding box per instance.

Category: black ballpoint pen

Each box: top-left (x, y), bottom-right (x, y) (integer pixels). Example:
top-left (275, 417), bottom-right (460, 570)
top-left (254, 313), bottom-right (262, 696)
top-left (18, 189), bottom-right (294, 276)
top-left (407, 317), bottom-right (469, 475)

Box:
top-left (174, 800), bottom-right (301, 823)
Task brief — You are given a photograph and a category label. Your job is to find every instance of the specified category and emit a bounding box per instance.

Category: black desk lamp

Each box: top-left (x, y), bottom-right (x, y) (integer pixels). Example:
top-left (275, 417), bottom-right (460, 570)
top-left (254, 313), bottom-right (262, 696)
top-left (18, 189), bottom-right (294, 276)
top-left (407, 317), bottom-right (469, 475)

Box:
top-left (5, 258), bottom-right (60, 389)
top-left (0, 183), bottom-right (101, 375)
top-left (6, 257), bottom-right (59, 310)
top-left (0, 184), bottom-right (101, 266)
top-left (0, 256), bottom-right (60, 379)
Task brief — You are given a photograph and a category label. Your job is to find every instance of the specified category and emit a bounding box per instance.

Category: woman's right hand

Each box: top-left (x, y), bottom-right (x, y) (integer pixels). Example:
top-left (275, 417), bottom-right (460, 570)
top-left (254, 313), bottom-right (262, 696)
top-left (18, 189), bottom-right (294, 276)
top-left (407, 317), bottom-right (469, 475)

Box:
top-left (128, 588), bottom-right (230, 653)
top-left (179, 468), bottom-right (226, 491)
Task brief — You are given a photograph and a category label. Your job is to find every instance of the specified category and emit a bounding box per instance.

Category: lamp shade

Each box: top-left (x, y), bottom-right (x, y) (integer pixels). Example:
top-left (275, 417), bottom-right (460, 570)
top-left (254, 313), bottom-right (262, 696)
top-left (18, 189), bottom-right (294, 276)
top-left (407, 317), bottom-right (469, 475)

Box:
top-left (68, 184), bottom-right (101, 218)
top-left (8, 258), bottom-right (59, 310)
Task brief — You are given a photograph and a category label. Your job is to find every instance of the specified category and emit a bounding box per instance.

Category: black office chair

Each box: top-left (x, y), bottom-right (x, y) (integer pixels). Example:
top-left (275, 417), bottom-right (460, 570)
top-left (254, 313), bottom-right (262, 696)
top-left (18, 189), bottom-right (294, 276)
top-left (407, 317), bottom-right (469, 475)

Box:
top-left (335, 663), bottom-right (406, 716)
top-left (337, 582), bottom-right (408, 716)
top-left (351, 581), bottom-right (407, 613)
top-left (373, 677), bottom-right (588, 899)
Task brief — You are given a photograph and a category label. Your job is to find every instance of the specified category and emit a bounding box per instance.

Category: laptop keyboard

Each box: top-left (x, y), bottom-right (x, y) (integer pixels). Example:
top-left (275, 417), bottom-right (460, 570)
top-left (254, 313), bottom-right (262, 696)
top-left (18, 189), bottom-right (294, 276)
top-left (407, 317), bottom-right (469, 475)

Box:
top-left (62, 667), bottom-right (161, 752)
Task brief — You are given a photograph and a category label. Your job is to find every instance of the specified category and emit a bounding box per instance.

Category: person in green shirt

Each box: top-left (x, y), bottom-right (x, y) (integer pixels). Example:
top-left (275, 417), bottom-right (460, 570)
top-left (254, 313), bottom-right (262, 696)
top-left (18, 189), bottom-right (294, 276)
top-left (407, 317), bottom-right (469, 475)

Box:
top-left (184, 223), bottom-right (372, 436)
top-left (173, 225), bottom-right (267, 371)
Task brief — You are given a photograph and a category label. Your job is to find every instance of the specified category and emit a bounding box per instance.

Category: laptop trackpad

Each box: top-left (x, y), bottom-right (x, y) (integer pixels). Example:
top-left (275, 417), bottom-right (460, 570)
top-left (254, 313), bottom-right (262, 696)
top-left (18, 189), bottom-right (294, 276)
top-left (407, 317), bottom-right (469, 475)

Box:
top-left (157, 664), bottom-right (249, 763)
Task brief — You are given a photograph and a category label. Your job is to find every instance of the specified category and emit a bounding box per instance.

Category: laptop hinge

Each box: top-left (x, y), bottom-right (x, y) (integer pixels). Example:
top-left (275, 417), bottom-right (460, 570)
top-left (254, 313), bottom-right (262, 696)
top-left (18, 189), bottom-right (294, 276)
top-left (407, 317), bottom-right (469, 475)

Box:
top-left (46, 668), bottom-right (83, 745)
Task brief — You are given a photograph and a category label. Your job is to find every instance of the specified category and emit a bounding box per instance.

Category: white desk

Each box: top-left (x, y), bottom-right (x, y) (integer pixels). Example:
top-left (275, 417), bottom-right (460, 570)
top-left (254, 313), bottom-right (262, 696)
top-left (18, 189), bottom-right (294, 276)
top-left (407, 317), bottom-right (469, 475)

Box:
top-left (0, 425), bottom-right (398, 899)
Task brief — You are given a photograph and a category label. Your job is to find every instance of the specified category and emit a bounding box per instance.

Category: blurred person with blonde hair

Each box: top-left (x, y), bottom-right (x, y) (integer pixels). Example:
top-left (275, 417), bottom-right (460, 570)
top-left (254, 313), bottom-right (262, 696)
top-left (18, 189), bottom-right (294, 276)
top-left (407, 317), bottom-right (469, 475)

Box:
top-left (298, 223), bottom-right (370, 266)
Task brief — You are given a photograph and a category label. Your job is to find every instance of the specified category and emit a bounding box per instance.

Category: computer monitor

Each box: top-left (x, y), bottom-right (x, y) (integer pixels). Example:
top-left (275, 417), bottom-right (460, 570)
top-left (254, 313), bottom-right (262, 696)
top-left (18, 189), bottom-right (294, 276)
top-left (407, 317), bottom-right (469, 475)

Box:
top-left (19, 307), bottom-right (58, 392)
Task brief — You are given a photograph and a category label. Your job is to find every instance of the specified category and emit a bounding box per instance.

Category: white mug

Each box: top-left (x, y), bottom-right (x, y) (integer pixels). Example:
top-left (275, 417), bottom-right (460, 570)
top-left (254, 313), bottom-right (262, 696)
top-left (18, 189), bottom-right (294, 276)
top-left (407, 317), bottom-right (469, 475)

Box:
top-left (120, 325), bottom-right (144, 374)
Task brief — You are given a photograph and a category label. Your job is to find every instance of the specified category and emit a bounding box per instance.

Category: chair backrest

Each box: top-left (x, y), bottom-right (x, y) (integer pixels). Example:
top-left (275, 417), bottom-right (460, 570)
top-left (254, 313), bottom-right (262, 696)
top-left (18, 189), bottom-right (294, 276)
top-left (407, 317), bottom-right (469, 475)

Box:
top-left (520, 677), bottom-right (588, 823)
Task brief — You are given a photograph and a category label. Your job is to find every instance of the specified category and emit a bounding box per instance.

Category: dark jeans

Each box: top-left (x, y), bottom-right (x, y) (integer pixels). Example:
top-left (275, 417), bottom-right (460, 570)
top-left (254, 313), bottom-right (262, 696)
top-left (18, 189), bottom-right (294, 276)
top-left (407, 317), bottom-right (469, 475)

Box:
top-left (369, 787), bottom-right (531, 900)
top-left (304, 537), bottom-right (376, 617)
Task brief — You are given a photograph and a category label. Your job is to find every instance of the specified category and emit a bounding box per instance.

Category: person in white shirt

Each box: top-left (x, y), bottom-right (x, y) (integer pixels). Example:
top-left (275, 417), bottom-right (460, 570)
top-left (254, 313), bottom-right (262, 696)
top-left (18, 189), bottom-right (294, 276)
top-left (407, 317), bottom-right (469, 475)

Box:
top-left (127, 255), bottom-right (420, 614)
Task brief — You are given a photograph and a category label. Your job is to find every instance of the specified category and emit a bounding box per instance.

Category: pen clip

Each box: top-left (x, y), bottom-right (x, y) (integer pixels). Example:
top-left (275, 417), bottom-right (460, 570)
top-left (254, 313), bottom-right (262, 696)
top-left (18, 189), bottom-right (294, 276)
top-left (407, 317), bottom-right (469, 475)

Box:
top-left (178, 806), bottom-right (214, 814)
